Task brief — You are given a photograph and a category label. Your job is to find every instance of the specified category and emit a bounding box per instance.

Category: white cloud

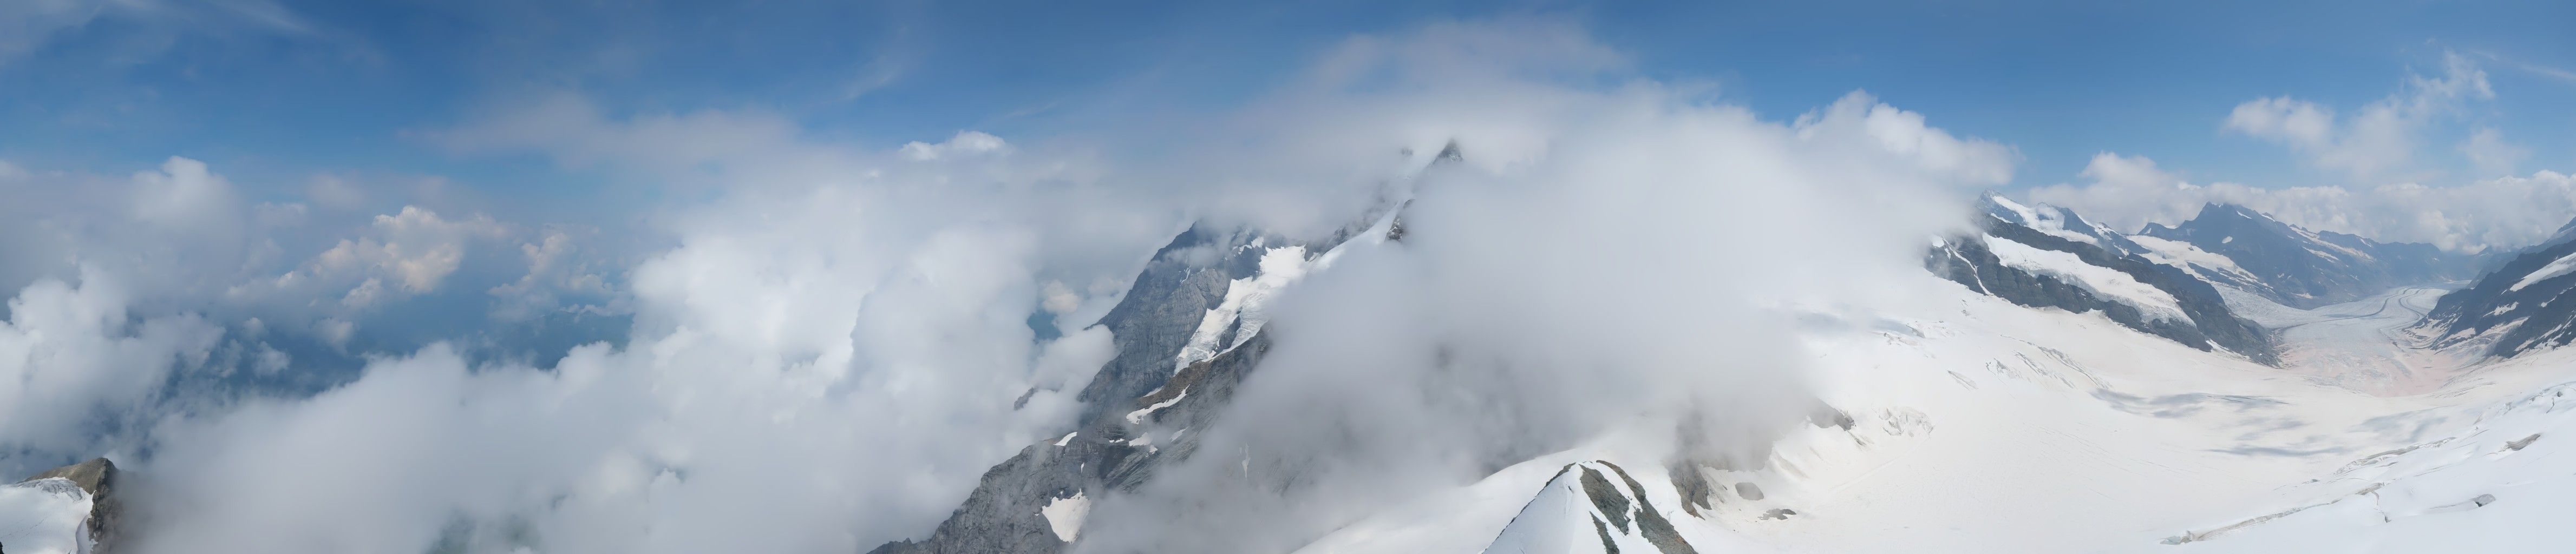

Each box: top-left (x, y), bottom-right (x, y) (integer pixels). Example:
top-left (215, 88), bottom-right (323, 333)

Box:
top-left (898, 130), bottom-right (1009, 161)
top-left (0, 155), bottom-right (640, 361)
top-left (105, 95), bottom-right (1172, 552)
top-left (2029, 152), bottom-right (2576, 251)
top-left (1069, 21), bottom-right (1996, 552)
top-left (129, 156), bottom-right (247, 239)
top-left (1038, 280), bottom-right (1082, 315)
top-left (0, 267), bottom-right (223, 457)
top-left (2224, 51), bottom-right (2500, 181)
top-left (2461, 127), bottom-right (2531, 177)
top-left (1802, 91), bottom-right (2019, 187)
top-left (488, 228), bottom-right (619, 321)
top-left (309, 206), bottom-right (507, 296)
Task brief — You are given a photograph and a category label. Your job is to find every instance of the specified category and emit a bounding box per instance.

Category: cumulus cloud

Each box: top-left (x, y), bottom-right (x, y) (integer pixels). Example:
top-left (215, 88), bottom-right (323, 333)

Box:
top-left (127, 156), bottom-right (1132, 553)
top-left (310, 206), bottom-right (509, 296)
top-left (0, 268), bottom-right (222, 465)
top-left (2224, 51), bottom-right (2499, 181)
top-left (2461, 127), bottom-right (2531, 177)
top-left (71, 80), bottom-right (1198, 551)
top-left (488, 228), bottom-right (620, 321)
top-left (1069, 22), bottom-right (1998, 552)
top-left (0, 155), bottom-right (640, 408)
top-left (2029, 152), bottom-right (2576, 251)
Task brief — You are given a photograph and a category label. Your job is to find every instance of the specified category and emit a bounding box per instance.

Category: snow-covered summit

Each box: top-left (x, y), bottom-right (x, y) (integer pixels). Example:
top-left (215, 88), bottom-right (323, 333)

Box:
top-left (1483, 461), bottom-right (1700, 554)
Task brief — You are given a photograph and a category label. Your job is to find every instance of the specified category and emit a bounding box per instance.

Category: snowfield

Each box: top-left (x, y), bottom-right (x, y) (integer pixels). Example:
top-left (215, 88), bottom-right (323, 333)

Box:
top-left (2129, 234), bottom-right (2265, 287)
top-left (1292, 273), bottom-right (2576, 553)
top-left (0, 477), bottom-right (93, 554)
top-left (1980, 234), bottom-right (2195, 325)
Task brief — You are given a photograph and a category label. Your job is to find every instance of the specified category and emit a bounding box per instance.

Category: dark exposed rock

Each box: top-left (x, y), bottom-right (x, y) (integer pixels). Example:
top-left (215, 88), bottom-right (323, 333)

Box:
top-left (1591, 517), bottom-right (1621, 554)
top-left (871, 333), bottom-right (1278, 554)
top-left (1664, 463), bottom-right (1717, 517)
top-left (1512, 461), bottom-right (1697, 554)
top-left (1597, 462), bottom-right (1697, 554)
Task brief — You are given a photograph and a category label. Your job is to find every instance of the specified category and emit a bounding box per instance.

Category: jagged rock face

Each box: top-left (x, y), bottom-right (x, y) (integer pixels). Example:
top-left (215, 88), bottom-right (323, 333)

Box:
top-left (2419, 225), bottom-right (2576, 357)
top-left (1071, 225), bottom-right (1258, 429)
top-left (875, 143), bottom-right (1426, 554)
top-left (872, 216), bottom-right (1377, 553)
top-left (2139, 203), bottom-right (2479, 309)
top-left (5, 458), bottom-right (120, 554)
top-left (1930, 200), bottom-right (2279, 365)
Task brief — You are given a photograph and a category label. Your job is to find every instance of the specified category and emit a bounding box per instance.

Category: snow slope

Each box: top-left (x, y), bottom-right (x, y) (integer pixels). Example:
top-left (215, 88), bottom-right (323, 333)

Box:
top-left (0, 477), bottom-right (93, 554)
top-left (1176, 245), bottom-right (1315, 371)
top-left (2509, 250), bottom-right (2576, 292)
top-left (1981, 234), bottom-right (2193, 324)
top-left (1294, 272), bottom-right (2576, 553)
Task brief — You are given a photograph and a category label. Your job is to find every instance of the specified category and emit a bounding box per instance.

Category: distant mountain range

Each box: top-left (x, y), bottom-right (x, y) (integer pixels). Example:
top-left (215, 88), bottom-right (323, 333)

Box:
top-left (2139, 203), bottom-right (2485, 309)
top-left (1926, 193), bottom-right (2536, 365)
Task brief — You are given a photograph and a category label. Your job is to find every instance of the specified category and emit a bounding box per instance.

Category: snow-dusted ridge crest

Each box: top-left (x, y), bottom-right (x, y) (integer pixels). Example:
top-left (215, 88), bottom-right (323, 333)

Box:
top-left (1928, 193), bottom-right (2278, 365)
top-left (867, 143), bottom-right (1434, 554)
top-left (1482, 461), bottom-right (1699, 554)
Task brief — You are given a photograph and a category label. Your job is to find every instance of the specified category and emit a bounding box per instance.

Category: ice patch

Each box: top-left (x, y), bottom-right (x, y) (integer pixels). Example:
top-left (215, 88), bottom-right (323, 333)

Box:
top-left (1175, 245), bottom-right (1313, 371)
top-left (2129, 234), bottom-right (2261, 284)
top-left (1126, 389), bottom-right (1189, 425)
top-left (1041, 492), bottom-right (1090, 542)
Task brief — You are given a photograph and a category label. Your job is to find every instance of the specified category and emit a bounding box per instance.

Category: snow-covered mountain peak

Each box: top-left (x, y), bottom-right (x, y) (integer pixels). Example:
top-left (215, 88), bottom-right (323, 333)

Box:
top-left (1483, 461), bottom-right (1701, 554)
top-left (1977, 192), bottom-right (2138, 252)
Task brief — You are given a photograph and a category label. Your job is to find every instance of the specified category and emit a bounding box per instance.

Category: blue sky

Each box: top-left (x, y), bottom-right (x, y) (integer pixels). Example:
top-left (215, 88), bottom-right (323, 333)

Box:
top-left (5, 0), bottom-right (2574, 215)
